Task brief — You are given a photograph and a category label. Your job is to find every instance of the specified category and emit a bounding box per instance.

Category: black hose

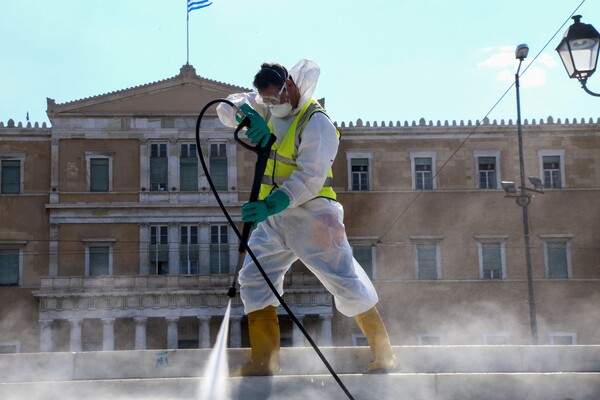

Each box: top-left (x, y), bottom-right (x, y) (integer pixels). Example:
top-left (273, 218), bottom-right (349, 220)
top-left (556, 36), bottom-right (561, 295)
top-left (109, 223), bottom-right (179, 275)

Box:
top-left (195, 99), bottom-right (355, 400)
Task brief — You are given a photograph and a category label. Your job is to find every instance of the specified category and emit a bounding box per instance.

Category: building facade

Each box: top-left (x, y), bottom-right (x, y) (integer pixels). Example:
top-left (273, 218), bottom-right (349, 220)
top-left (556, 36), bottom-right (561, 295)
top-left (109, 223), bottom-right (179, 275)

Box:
top-left (1, 65), bottom-right (599, 353)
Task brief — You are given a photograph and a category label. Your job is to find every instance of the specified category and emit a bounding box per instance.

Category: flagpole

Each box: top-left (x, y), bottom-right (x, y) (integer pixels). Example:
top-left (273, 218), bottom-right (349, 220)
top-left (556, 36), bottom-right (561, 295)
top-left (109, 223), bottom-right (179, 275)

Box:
top-left (186, 8), bottom-right (190, 65)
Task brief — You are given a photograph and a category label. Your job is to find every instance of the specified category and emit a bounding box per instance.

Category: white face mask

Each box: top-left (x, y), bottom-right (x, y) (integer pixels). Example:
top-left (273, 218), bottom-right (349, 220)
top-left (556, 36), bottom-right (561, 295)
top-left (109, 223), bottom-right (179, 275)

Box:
top-left (269, 101), bottom-right (293, 118)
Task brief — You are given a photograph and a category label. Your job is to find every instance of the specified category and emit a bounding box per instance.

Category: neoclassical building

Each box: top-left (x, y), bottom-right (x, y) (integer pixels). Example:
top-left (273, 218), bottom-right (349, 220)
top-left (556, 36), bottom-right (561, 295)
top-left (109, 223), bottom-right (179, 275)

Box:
top-left (1, 64), bottom-right (599, 353)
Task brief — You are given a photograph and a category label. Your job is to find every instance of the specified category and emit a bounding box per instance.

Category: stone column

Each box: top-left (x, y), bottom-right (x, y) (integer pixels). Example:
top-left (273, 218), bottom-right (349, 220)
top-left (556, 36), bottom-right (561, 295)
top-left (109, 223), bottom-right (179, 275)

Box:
top-left (134, 317), bottom-right (147, 350)
top-left (198, 316), bottom-right (211, 348)
top-left (230, 316), bottom-right (242, 348)
top-left (168, 138), bottom-right (178, 200)
top-left (69, 318), bottom-right (83, 352)
top-left (319, 314), bottom-right (333, 346)
top-left (50, 138), bottom-right (59, 203)
top-left (102, 318), bottom-right (116, 351)
top-left (49, 224), bottom-right (59, 277)
top-left (292, 315), bottom-right (305, 347)
top-left (39, 320), bottom-right (53, 352)
top-left (139, 139), bottom-right (149, 199)
top-left (166, 317), bottom-right (179, 350)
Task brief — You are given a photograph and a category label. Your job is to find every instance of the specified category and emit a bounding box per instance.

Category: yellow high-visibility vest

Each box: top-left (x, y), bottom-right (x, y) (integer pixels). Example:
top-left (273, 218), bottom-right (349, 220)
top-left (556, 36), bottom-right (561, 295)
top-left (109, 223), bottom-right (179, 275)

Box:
top-left (259, 99), bottom-right (339, 201)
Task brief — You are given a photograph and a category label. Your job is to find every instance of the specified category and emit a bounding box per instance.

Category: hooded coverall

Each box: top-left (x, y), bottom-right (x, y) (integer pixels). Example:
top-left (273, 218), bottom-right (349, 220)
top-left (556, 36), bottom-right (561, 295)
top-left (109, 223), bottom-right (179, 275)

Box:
top-left (216, 59), bottom-right (378, 317)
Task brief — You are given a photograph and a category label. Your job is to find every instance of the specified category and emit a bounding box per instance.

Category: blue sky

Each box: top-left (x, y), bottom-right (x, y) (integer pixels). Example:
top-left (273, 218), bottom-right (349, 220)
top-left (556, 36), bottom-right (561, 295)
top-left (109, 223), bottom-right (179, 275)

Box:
top-left (1, 0), bottom-right (599, 127)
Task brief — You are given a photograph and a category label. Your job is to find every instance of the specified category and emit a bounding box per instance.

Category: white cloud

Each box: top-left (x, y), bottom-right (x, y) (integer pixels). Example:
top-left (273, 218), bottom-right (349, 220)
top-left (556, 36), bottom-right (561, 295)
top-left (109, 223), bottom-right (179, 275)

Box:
top-left (477, 46), bottom-right (517, 68)
top-left (477, 47), bottom-right (558, 88)
top-left (521, 66), bottom-right (549, 88)
top-left (478, 52), bottom-right (515, 68)
top-left (493, 65), bottom-right (548, 88)
top-left (537, 53), bottom-right (559, 68)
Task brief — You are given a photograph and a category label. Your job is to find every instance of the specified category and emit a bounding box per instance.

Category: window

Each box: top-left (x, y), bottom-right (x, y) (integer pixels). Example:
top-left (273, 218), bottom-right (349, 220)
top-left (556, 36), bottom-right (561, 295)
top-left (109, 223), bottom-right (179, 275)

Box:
top-left (474, 151), bottom-right (500, 189)
top-left (210, 225), bottom-right (229, 274)
top-left (413, 239), bottom-right (441, 280)
top-left (150, 226), bottom-right (169, 275)
top-left (543, 239), bottom-right (571, 279)
top-left (477, 240), bottom-right (506, 280)
top-left (543, 156), bottom-right (561, 188)
top-left (0, 342), bottom-right (20, 353)
top-left (418, 335), bottom-right (442, 345)
top-left (411, 152), bottom-right (436, 190)
top-left (86, 153), bottom-right (112, 192)
top-left (180, 226), bottom-right (199, 274)
top-left (415, 158), bottom-right (433, 189)
top-left (352, 334), bottom-right (368, 346)
top-left (352, 243), bottom-right (374, 279)
top-left (83, 240), bottom-right (114, 276)
top-left (549, 333), bottom-right (576, 345)
top-left (0, 249), bottom-right (20, 286)
top-left (180, 143), bottom-right (198, 192)
top-left (82, 320), bottom-right (103, 351)
top-left (150, 143), bottom-right (168, 191)
top-left (351, 158), bottom-right (369, 191)
top-left (90, 158), bottom-right (109, 191)
top-left (538, 150), bottom-right (565, 189)
top-left (210, 143), bottom-right (228, 191)
top-left (484, 333), bottom-right (510, 345)
top-left (87, 247), bottom-right (110, 276)
top-left (346, 152), bottom-right (372, 191)
top-left (1, 158), bottom-right (21, 194)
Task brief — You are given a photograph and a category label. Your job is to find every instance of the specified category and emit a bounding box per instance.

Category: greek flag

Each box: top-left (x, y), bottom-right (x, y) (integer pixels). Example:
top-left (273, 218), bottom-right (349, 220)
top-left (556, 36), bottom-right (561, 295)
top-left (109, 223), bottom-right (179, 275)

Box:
top-left (188, 0), bottom-right (212, 12)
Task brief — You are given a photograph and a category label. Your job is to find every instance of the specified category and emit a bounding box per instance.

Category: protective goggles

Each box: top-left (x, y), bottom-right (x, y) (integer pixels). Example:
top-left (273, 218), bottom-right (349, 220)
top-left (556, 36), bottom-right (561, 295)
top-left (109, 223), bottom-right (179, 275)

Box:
top-left (256, 81), bottom-right (287, 106)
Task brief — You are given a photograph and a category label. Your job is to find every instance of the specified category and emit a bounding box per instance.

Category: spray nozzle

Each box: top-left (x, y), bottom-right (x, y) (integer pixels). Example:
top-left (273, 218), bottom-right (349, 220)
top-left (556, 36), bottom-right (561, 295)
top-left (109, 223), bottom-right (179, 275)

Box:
top-left (227, 285), bottom-right (236, 298)
top-left (233, 105), bottom-right (252, 131)
top-left (233, 105), bottom-right (245, 121)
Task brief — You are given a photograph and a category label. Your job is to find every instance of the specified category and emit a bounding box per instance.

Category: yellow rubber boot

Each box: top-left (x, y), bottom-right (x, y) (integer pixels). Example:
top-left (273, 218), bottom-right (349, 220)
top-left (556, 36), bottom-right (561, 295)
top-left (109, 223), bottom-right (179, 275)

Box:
top-left (354, 306), bottom-right (399, 373)
top-left (231, 305), bottom-right (280, 376)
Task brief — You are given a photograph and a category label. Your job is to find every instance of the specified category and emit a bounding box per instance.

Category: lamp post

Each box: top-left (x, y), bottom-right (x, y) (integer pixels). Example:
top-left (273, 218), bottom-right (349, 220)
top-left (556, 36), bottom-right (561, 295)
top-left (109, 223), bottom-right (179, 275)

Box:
top-left (556, 15), bottom-right (600, 96)
top-left (500, 44), bottom-right (544, 345)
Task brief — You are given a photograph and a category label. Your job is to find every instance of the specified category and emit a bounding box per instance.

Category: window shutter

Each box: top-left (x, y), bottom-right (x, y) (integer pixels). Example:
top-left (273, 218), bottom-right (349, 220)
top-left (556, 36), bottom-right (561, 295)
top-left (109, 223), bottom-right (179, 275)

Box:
top-left (417, 244), bottom-right (437, 279)
top-left (482, 243), bottom-right (502, 279)
top-left (210, 157), bottom-right (228, 190)
top-left (1, 160), bottom-right (20, 194)
top-left (548, 242), bottom-right (568, 279)
top-left (90, 158), bottom-right (109, 192)
top-left (150, 158), bottom-right (168, 191)
top-left (89, 247), bottom-right (109, 276)
top-left (0, 250), bottom-right (19, 285)
top-left (210, 226), bottom-right (229, 274)
top-left (353, 245), bottom-right (373, 278)
top-left (180, 157), bottom-right (198, 191)
top-left (210, 144), bottom-right (228, 190)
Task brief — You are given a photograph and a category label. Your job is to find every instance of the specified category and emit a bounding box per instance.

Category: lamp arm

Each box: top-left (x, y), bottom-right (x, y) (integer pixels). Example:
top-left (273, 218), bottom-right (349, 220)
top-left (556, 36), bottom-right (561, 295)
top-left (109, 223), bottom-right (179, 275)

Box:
top-left (578, 76), bottom-right (600, 97)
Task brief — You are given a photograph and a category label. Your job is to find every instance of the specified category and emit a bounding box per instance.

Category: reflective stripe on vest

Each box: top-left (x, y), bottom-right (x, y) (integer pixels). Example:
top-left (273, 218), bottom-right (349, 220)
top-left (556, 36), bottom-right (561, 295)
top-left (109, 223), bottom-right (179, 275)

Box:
top-left (259, 99), bottom-right (339, 200)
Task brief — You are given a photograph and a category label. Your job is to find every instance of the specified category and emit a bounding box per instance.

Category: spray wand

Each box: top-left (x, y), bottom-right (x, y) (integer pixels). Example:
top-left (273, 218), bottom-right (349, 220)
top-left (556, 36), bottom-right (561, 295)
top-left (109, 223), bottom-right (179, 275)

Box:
top-left (195, 99), bottom-right (355, 400)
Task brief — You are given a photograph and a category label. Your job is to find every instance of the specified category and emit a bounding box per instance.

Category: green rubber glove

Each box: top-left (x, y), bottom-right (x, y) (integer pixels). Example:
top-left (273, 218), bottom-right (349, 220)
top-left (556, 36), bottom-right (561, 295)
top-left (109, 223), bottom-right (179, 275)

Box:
top-left (242, 190), bottom-right (291, 225)
top-left (237, 104), bottom-right (271, 148)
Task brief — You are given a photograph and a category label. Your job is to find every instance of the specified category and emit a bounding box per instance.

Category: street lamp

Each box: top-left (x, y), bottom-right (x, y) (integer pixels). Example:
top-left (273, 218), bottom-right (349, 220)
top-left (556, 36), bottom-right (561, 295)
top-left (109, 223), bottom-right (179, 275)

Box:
top-left (501, 44), bottom-right (544, 345)
top-left (556, 15), bottom-right (600, 97)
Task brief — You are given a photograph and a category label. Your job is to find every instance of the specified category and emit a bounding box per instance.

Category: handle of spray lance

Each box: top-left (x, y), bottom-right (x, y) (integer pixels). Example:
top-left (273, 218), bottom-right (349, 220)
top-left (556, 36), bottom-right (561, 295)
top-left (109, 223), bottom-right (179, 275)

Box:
top-left (227, 106), bottom-right (277, 298)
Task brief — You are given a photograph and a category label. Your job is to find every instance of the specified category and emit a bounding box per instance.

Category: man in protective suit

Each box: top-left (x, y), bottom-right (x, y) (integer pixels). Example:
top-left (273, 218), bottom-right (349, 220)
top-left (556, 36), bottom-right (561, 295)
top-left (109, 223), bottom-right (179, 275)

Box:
top-left (216, 59), bottom-right (398, 375)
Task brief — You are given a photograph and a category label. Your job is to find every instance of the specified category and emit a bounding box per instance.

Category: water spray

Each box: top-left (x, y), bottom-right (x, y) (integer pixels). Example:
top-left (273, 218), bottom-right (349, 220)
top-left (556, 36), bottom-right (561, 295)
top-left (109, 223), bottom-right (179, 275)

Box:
top-left (195, 99), bottom-right (355, 400)
top-left (199, 299), bottom-right (232, 400)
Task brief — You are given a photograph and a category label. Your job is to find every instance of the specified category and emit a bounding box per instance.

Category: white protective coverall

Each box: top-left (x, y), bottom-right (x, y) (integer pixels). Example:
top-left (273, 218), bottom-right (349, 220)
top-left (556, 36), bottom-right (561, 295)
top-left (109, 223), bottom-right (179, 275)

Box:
top-left (216, 59), bottom-right (378, 317)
